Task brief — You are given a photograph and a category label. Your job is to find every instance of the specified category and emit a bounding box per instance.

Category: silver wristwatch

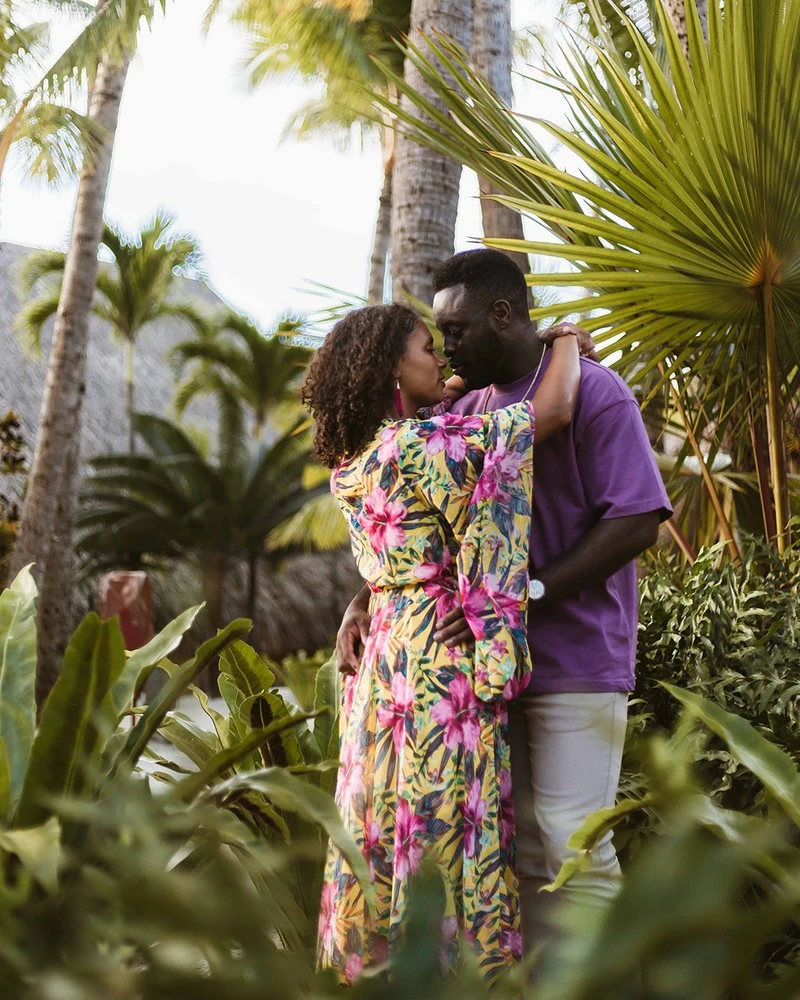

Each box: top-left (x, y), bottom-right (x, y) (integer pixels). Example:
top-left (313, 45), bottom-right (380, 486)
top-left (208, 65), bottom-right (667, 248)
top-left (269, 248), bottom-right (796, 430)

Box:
top-left (528, 578), bottom-right (546, 602)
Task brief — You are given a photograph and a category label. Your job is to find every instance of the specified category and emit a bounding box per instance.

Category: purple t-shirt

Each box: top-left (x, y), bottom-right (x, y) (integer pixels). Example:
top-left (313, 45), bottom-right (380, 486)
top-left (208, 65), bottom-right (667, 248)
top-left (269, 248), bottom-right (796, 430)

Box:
top-left (449, 355), bottom-right (672, 693)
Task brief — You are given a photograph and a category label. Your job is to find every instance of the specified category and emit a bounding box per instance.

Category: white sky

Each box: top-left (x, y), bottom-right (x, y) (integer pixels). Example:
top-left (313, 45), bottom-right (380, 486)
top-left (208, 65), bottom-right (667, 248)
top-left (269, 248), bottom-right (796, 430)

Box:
top-left (0, 0), bottom-right (566, 329)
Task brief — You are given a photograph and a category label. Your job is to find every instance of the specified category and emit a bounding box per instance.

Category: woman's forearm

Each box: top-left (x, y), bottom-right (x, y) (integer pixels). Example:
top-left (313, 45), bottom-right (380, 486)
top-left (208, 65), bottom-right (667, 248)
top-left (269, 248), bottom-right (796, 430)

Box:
top-left (530, 336), bottom-right (581, 443)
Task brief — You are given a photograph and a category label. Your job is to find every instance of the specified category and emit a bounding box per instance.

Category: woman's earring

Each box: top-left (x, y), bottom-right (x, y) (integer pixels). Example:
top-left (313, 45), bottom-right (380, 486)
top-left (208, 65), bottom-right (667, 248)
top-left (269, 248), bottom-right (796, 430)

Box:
top-left (394, 380), bottom-right (404, 418)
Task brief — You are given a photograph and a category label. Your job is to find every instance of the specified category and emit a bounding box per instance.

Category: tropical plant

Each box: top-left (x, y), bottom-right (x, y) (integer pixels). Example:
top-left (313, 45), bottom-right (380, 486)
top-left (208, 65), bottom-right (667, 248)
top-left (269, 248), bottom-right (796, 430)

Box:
top-left (77, 410), bottom-right (331, 630)
top-left (374, 1), bottom-right (800, 558)
top-left (9, 0), bottom-right (175, 703)
top-left (170, 309), bottom-right (311, 440)
top-left (0, 411), bottom-right (26, 584)
top-left (220, 0), bottom-right (411, 302)
top-left (16, 215), bottom-right (207, 451)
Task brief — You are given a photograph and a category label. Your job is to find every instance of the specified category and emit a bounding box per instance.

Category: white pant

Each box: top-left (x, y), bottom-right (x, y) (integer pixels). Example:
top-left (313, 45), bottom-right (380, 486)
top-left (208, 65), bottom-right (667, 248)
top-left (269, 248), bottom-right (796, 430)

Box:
top-left (508, 691), bottom-right (628, 951)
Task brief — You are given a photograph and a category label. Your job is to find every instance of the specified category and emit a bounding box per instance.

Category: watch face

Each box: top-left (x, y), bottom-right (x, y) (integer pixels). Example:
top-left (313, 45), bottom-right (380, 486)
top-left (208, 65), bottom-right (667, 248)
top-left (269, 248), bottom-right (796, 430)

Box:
top-left (528, 579), bottom-right (545, 601)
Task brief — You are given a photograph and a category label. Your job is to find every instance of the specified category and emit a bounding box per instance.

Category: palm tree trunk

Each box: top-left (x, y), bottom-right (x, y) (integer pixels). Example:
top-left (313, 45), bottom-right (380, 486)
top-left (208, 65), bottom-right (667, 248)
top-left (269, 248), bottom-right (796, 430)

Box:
top-left (125, 336), bottom-right (135, 453)
top-left (203, 552), bottom-right (227, 634)
top-left (367, 149), bottom-right (394, 304)
top-left (472, 0), bottom-right (528, 277)
top-left (35, 436), bottom-right (79, 706)
top-left (8, 52), bottom-right (131, 698)
top-left (664, 0), bottom-right (690, 59)
top-left (390, 0), bottom-right (473, 306)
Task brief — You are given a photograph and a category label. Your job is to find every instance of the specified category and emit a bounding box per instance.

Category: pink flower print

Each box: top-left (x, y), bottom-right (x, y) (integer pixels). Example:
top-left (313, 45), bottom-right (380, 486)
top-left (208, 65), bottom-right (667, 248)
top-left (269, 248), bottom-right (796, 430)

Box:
top-left (318, 882), bottom-right (337, 952)
top-left (499, 768), bottom-right (515, 849)
top-left (414, 548), bottom-right (457, 618)
top-left (362, 809), bottom-right (382, 879)
top-left (345, 952), bottom-right (364, 984)
top-left (343, 674), bottom-right (356, 716)
top-left (503, 672), bottom-right (531, 700)
top-left (461, 780), bottom-right (488, 859)
top-left (483, 574), bottom-right (522, 631)
top-left (377, 423), bottom-right (401, 464)
top-left (502, 929), bottom-right (523, 960)
top-left (377, 672), bottom-right (414, 753)
top-left (364, 599), bottom-right (394, 661)
top-left (425, 413), bottom-right (483, 463)
top-left (337, 740), bottom-right (364, 808)
top-left (359, 486), bottom-right (407, 553)
top-left (394, 797), bottom-right (426, 878)
top-left (439, 914), bottom-right (459, 975)
top-left (459, 580), bottom-right (489, 640)
top-left (472, 438), bottom-right (524, 505)
top-left (430, 672), bottom-right (481, 751)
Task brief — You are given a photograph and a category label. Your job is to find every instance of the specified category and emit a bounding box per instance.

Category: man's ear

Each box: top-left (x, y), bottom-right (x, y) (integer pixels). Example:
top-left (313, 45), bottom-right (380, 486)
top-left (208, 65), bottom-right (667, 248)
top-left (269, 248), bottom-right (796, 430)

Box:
top-left (491, 299), bottom-right (513, 328)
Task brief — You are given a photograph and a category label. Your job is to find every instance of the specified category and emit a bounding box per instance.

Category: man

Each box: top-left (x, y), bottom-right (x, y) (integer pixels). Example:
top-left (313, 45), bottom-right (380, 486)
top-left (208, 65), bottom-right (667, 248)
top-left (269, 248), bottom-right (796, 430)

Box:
top-left (337, 249), bottom-right (671, 950)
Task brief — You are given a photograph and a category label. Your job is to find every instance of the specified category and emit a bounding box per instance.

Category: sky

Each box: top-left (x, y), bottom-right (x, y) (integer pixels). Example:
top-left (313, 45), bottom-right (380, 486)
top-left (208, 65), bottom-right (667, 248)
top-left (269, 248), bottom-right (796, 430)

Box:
top-left (0, 0), bottom-right (566, 330)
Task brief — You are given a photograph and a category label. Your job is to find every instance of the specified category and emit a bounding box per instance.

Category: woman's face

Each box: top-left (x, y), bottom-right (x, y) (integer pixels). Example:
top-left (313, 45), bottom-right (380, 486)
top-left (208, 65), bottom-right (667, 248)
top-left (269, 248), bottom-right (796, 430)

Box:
top-left (396, 321), bottom-right (447, 414)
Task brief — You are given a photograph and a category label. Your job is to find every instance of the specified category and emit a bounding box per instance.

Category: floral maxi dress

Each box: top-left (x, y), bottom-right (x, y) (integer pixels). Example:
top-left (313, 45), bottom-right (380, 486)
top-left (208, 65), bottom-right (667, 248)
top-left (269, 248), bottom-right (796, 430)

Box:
top-left (318, 401), bottom-right (536, 984)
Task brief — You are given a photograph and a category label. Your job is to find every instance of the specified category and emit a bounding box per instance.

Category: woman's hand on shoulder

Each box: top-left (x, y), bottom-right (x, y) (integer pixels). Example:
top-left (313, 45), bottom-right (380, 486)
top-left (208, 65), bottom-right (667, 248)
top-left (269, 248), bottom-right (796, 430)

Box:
top-left (539, 322), bottom-right (599, 361)
top-left (443, 373), bottom-right (467, 403)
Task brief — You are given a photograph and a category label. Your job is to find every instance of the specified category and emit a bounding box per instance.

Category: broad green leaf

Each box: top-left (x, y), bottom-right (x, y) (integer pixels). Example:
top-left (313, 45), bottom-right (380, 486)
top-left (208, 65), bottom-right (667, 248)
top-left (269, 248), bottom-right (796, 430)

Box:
top-left (111, 604), bottom-right (202, 716)
top-left (157, 714), bottom-right (221, 769)
top-left (664, 683), bottom-right (800, 829)
top-left (111, 619), bottom-right (251, 776)
top-left (0, 816), bottom-right (61, 894)
top-left (16, 614), bottom-right (126, 827)
top-left (205, 767), bottom-right (375, 911)
top-left (313, 655), bottom-right (339, 759)
top-left (0, 567), bottom-right (37, 818)
top-left (243, 691), bottom-right (304, 769)
top-left (219, 640), bottom-right (276, 699)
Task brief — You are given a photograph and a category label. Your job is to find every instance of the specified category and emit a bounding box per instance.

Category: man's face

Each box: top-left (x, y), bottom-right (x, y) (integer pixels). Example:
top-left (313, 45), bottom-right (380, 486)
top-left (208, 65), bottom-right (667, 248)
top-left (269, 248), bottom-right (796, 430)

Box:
top-left (432, 284), bottom-right (503, 391)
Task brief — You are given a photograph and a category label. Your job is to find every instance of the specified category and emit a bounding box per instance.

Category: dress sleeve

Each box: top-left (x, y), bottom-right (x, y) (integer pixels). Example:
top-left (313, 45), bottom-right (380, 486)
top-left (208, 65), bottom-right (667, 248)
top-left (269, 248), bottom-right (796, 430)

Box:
top-left (396, 401), bottom-right (535, 703)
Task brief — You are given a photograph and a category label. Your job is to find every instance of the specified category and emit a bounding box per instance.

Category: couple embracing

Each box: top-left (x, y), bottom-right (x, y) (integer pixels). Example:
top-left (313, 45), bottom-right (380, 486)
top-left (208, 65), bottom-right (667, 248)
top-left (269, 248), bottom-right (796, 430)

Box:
top-left (302, 249), bottom-right (671, 983)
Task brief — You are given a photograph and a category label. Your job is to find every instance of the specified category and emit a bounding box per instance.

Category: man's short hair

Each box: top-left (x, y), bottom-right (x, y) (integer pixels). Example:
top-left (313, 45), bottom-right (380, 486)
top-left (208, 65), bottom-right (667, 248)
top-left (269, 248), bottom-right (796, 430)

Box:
top-left (433, 248), bottom-right (530, 320)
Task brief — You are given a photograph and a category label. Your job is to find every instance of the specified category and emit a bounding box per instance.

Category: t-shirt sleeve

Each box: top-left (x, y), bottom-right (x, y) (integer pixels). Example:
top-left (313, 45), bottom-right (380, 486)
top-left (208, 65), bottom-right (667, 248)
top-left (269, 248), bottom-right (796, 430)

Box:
top-left (577, 398), bottom-right (672, 522)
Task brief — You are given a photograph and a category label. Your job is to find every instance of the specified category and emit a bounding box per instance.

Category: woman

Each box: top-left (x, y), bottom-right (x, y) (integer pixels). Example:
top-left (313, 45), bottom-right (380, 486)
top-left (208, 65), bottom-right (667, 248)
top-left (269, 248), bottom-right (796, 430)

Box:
top-left (302, 305), bottom-right (585, 984)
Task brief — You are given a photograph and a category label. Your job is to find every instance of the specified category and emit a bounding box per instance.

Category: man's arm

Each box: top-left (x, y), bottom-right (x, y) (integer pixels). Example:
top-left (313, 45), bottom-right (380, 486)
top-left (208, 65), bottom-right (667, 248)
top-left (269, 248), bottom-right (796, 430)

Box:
top-left (336, 584), bottom-right (371, 674)
top-left (434, 512), bottom-right (660, 645)
top-left (535, 511), bottom-right (660, 605)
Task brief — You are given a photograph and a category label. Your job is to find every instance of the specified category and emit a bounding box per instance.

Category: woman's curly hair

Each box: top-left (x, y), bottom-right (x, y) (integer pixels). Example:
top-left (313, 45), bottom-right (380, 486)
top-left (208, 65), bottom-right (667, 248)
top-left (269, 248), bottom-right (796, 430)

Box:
top-left (301, 305), bottom-right (419, 467)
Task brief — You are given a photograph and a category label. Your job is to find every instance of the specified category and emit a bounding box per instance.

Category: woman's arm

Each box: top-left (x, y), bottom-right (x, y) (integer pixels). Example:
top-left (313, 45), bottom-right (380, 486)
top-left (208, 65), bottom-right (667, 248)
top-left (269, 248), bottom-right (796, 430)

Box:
top-left (531, 334), bottom-right (581, 443)
top-left (443, 373), bottom-right (466, 403)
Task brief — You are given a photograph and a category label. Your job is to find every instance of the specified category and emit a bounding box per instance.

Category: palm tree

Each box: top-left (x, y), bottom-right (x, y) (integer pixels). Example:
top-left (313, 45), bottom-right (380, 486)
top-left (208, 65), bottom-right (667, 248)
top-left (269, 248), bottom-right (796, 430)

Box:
top-left (77, 410), bottom-right (331, 630)
top-left (220, 0), bottom-right (411, 303)
top-left (390, 0), bottom-right (473, 305)
top-left (16, 215), bottom-right (207, 453)
top-left (170, 310), bottom-right (312, 440)
top-left (9, 0), bottom-right (179, 702)
top-left (378, 1), bottom-right (800, 558)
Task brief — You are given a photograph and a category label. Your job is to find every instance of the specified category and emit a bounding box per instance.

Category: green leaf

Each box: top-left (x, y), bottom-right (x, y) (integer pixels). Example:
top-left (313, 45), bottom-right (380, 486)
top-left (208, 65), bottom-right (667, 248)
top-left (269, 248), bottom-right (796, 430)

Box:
top-left (664, 683), bottom-right (800, 828)
top-left (111, 604), bottom-right (202, 716)
top-left (16, 614), bottom-right (126, 827)
top-left (111, 619), bottom-right (251, 776)
top-left (0, 816), bottom-right (61, 894)
top-left (219, 640), bottom-right (276, 699)
top-left (205, 767), bottom-right (375, 911)
top-left (0, 567), bottom-right (38, 819)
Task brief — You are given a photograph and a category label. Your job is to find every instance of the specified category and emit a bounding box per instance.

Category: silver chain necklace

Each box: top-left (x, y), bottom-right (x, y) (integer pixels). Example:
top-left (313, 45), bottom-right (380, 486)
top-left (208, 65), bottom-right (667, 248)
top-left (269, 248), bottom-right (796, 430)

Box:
top-left (486, 345), bottom-right (547, 410)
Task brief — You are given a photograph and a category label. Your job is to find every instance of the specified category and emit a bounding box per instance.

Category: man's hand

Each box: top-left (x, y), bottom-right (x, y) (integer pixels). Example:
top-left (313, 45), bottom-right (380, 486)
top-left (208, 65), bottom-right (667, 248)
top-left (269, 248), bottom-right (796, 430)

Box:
top-left (434, 605), bottom-right (475, 647)
top-left (540, 322), bottom-right (599, 362)
top-left (337, 588), bottom-right (371, 675)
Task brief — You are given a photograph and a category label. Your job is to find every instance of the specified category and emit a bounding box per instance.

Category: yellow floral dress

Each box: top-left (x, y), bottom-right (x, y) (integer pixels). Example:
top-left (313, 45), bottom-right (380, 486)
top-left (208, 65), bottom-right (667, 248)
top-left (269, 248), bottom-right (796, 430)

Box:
top-left (317, 401), bottom-right (535, 984)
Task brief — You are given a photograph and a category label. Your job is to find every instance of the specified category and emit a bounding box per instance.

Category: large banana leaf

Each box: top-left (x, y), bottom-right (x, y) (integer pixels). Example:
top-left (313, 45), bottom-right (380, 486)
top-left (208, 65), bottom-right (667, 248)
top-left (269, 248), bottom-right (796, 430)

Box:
top-left (0, 567), bottom-right (37, 819)
top-left (15, 613), bottom-right (127, 828)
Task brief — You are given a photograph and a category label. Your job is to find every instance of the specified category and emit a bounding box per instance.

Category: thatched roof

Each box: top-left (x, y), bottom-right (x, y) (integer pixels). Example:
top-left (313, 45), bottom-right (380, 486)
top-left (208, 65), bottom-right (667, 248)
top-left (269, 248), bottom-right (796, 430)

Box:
top-left (0, 241), bottom-right (360, 659)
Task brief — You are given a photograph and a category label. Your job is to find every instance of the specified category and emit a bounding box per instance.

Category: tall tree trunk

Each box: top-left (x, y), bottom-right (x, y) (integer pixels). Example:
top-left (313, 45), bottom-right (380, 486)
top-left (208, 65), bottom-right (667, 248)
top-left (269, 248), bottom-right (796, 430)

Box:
top-left (8, 52), bottom-right (131, 699)
top-left (125, 336), bottom-right (135, 454)
top-left (390, 0), bottom-right (474, 306)
top-left (246, 547), bottom-right (258, 628)
top-left (367, 149), bottom-right (394, 304)
top-left (472, 0), bottom-right (528, 277)
top-left (35, 436), bottom-right (79, 707)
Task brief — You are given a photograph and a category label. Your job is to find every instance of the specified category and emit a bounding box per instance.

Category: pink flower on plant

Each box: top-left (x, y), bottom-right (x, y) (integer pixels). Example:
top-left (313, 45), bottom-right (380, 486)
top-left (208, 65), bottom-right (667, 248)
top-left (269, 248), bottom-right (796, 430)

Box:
top-left (318, 882), bottom-right (337, 952)
top-left (394, 797), bottom-right (425, 878)
top-left (377, 672), bottom-right (414, 753)
top-left (472, 438), bottom-right (525, 505)
top-left (414, 548), bottom-right (457, 618)
top-left (377, 423), bottom-right (401, 463)
top-left (430, 672), bottom-right (481, 751)
top-left (461, 780), bottom-right (488, 859)
top-left (499, 768), bottom-right (515, 849)
top-left (425, 413), bottom-right (483, 462)
top-left (337, 740), bottom-right (364, 807)
top-left (359, 486), bottom-right (407, 552)
top-left (345, 953), bottom-right (364, 984)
